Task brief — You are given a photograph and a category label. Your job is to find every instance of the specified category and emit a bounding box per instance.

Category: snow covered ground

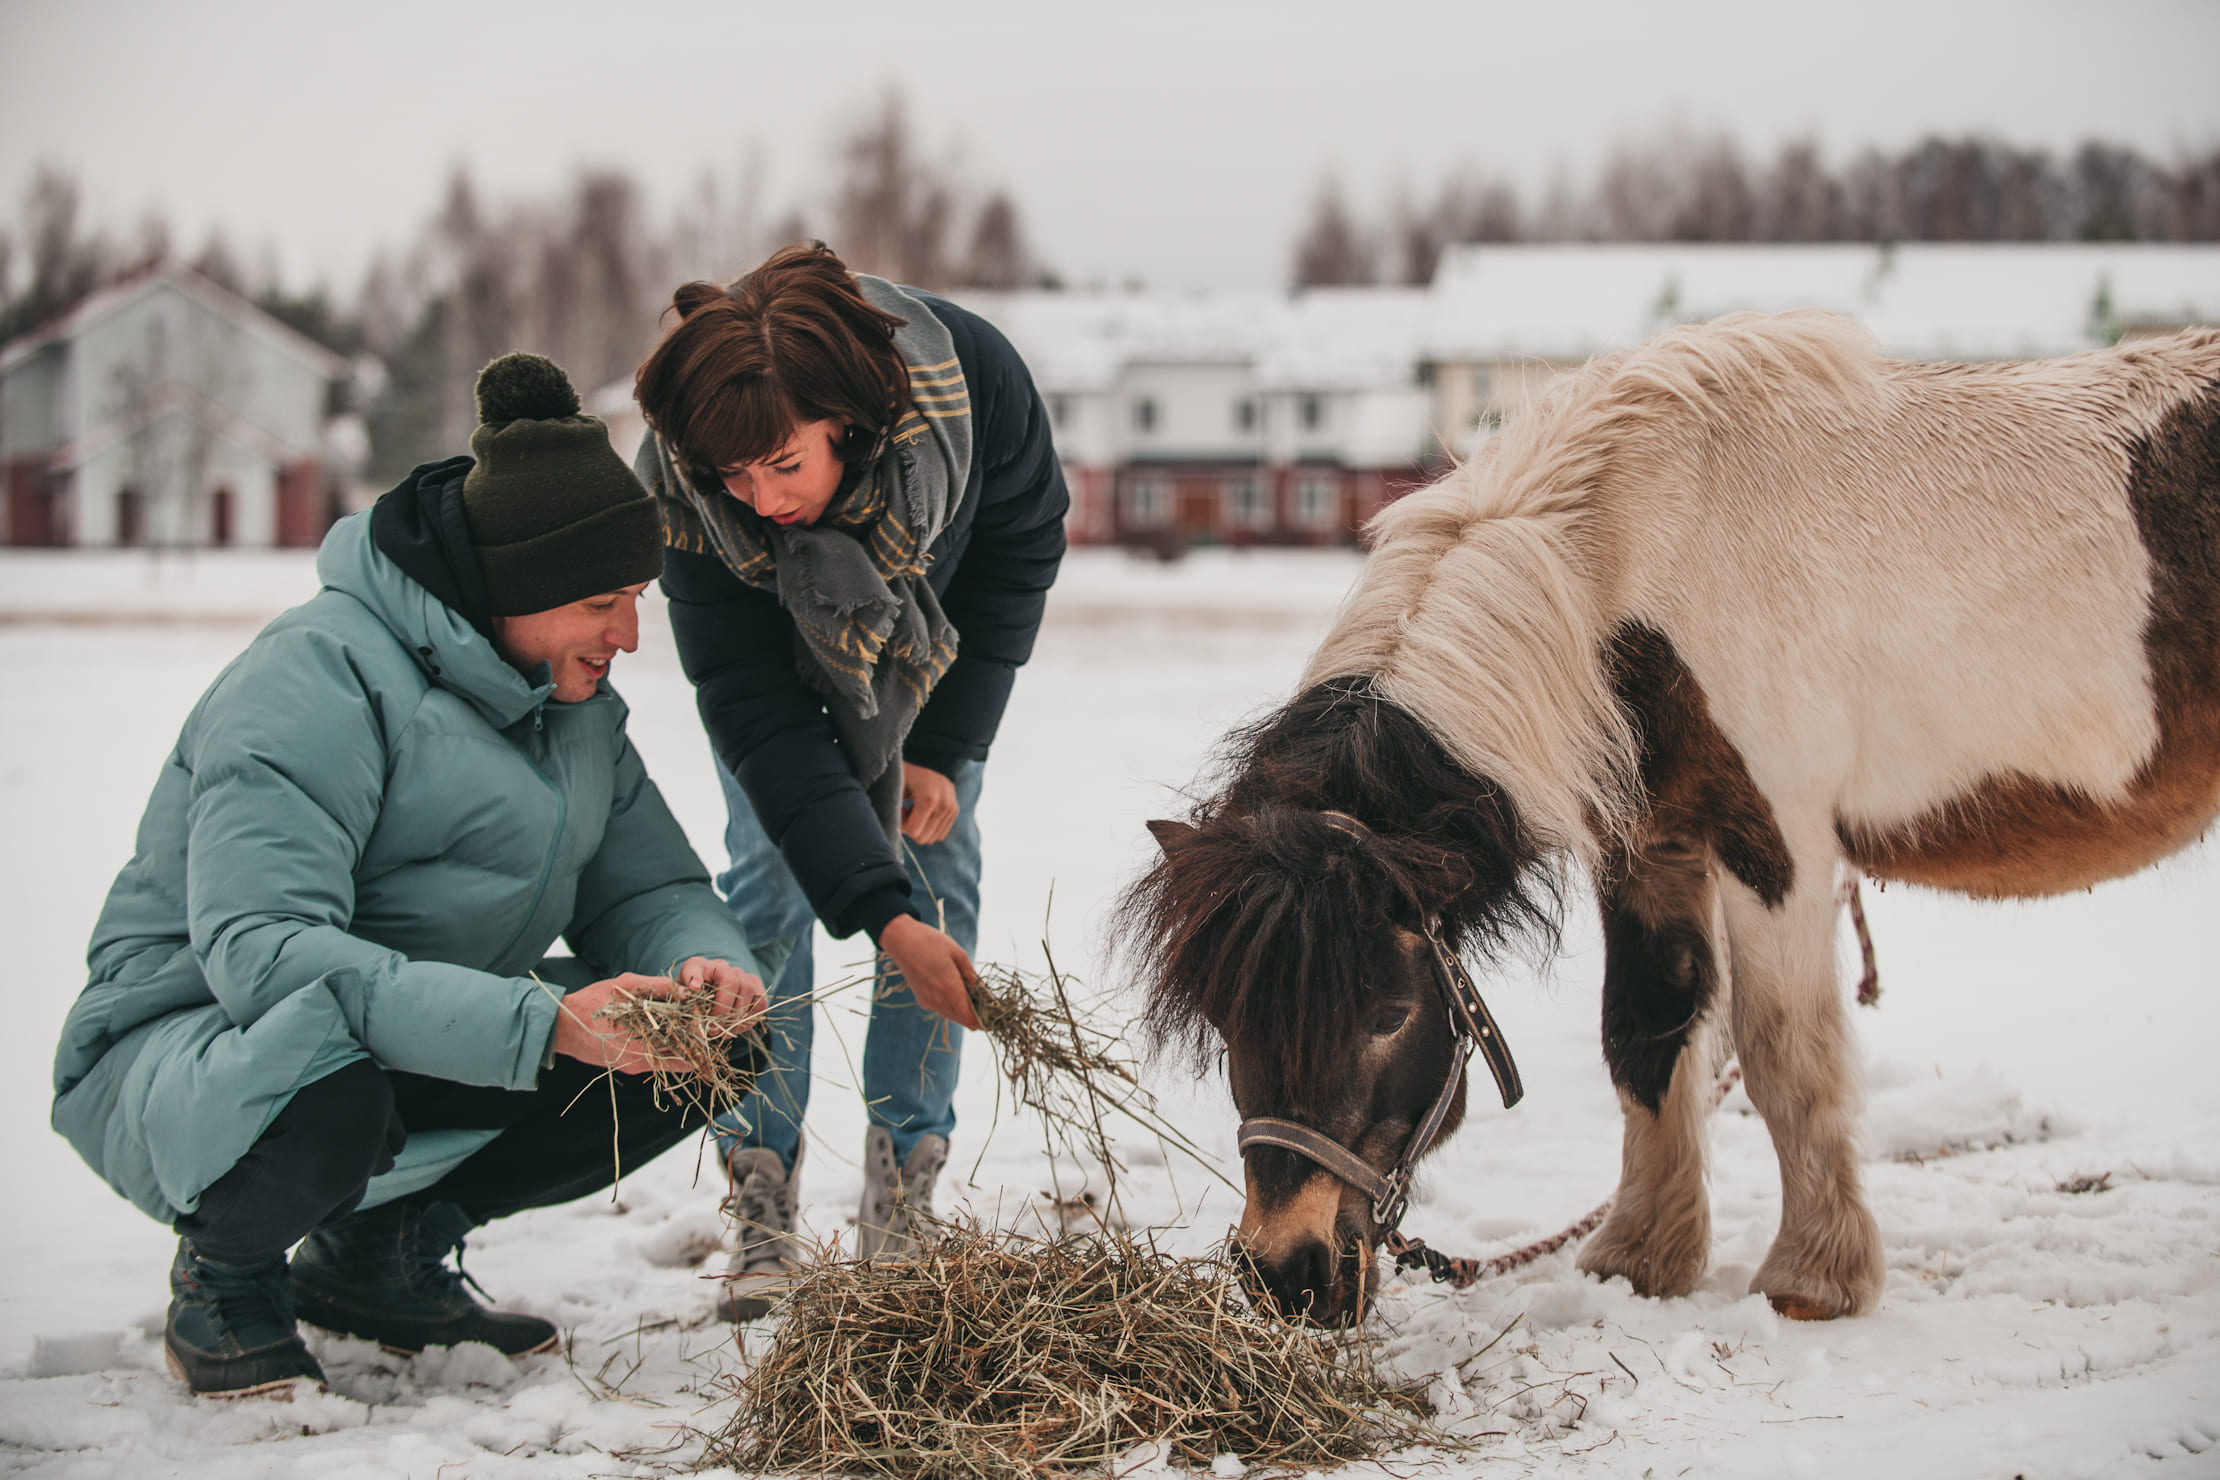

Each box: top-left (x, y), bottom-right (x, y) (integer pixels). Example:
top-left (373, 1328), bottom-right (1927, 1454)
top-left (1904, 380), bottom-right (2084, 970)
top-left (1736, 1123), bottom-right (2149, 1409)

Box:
top-left (1, 545), bottom-right (2216, 1479)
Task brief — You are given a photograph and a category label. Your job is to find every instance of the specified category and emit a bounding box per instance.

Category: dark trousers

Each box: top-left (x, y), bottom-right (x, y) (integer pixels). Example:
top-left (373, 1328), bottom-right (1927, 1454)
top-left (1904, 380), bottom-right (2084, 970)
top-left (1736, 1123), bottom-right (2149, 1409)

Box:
top-left (175, 1043), bottom-right (756, 1265)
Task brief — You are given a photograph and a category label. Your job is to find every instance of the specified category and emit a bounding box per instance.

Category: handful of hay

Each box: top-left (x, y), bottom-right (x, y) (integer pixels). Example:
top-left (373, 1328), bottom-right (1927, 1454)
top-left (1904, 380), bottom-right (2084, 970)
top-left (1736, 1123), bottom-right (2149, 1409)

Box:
top-left (702, 1225), bottom-right (1433, 1479)
top-left (589, 981), bottom-right (761, 1124)
top-left (965, 957), bottom-right (1229, 1208)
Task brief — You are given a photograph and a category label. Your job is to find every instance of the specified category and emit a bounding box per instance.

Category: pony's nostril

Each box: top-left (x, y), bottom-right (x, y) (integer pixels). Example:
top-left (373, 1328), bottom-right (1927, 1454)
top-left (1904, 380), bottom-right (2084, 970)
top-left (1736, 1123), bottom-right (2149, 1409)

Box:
top-left (1291, 1236), bottom-right (1334, 1305)
top-left (1241, 1236), bottom-right (1339, 1323)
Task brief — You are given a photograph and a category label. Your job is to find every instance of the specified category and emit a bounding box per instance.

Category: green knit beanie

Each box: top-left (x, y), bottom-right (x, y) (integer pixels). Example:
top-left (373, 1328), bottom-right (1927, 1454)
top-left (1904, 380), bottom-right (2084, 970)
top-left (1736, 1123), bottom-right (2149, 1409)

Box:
top-left (461, 352), bottom-right (664, 616)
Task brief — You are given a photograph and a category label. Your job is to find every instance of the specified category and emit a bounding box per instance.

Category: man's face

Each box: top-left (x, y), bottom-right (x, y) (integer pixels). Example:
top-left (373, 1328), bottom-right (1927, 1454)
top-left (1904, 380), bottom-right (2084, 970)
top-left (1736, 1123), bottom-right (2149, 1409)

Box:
top-left (492, 583), bottom-right (649, 702)
top-left (718, 419), bottom-right (845, 527)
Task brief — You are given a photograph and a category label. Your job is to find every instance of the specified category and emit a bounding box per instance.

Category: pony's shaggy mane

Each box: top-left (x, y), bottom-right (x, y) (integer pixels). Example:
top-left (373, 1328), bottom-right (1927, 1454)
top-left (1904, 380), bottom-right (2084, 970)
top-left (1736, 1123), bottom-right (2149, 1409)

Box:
top-left (1308, 309), bottom-right (1885, 859)
top-left (1118, 680), bottom-right (1561, 1111)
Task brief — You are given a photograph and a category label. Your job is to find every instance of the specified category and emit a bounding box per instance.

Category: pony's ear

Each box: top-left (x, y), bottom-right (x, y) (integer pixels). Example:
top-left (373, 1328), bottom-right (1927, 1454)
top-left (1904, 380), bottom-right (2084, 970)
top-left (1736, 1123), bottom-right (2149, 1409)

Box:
top-left (1145, 818), bottom-right (1200, 854)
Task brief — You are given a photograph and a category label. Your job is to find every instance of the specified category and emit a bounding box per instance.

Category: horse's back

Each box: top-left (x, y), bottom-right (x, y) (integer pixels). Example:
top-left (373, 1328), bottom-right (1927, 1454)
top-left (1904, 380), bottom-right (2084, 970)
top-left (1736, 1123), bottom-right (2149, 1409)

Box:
top-left (1619, 321), bottom-right (2220, 898)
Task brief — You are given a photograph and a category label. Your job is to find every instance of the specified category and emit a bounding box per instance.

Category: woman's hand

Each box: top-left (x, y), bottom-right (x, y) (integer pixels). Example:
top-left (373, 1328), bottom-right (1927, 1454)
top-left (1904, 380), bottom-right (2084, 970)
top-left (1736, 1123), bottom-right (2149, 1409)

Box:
top-left (900, 761), bottom-right (959, 845)
top-left (551, 960), bottom-right (767, 1072)
top-left (877, 913), bottom-right (983, 1031)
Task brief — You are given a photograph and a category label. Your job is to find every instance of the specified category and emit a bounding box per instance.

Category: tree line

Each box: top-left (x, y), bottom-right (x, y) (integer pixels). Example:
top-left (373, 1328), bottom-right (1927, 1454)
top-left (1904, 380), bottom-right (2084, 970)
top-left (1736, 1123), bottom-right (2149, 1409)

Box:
top-left (1294, 133), bottom-right (2220, 288)
top-left (0, 91), bottom-right (1049, 485)
top-left (7, 115), bottom-right (2216, 484)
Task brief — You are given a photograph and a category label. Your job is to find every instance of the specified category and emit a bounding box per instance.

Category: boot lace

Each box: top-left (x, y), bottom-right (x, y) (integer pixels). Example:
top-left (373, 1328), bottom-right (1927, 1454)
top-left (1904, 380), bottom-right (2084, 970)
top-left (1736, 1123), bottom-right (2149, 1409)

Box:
top-left (403, 1203), bottom-right (489, 1307)
top-left (186, 1248), bottom-right (298, 1345)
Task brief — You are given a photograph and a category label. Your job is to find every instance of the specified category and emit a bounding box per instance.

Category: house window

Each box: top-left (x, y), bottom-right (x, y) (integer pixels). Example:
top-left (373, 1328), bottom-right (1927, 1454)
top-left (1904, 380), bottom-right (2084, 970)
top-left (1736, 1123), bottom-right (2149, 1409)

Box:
top-left (1133, 397), bottom-right (1158, 433)
top-left (115, 487), bottom-right (145, 547)
top-left (1298, 394), bottom-right (1325, 430)
top-left (1234, 398), bottom-right (1257, 432)
top-left (1122, 474), bottom-right (1171, 528)
top-left (210, 487), bottom-right (235, 547)
top-left (1224, 476), bottom-right (1272, 531)
top-left (1293, 473), bottom-right (1340, 529)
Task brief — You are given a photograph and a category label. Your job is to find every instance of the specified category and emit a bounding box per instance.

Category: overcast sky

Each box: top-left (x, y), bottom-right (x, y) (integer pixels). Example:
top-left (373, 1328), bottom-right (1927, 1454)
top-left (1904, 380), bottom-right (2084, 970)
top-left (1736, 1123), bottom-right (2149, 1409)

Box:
top-left (4, 0), bottom-right (2217, 295)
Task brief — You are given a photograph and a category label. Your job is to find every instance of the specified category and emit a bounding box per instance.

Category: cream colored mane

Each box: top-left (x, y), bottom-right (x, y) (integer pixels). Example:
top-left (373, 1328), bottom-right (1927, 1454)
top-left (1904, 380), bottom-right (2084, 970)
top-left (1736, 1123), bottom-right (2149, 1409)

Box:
top-left (1305, 311), bottom-right (1888, 859)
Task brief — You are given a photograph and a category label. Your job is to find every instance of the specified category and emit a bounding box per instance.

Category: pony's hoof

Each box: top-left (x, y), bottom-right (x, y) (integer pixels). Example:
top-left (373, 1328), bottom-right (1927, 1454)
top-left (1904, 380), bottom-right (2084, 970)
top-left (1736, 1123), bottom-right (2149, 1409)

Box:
top-left (1767, 1293), bottom-right (1839, 1321)
top-left (1750, 1225), bottom-right (1882, 1319)
top-left (1577, 1217), bottom-right (1708, 1299)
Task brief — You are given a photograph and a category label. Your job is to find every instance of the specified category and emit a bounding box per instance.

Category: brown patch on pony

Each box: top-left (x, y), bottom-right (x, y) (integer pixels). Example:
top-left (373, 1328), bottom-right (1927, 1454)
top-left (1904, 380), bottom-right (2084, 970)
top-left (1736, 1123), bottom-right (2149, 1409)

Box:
top-left (1840, 381), bottom-right (2220, 898)
top-left (1597, 831), bottom-right (1725, 1112)
top-left (1605, 623), bottom-right (1795, 908)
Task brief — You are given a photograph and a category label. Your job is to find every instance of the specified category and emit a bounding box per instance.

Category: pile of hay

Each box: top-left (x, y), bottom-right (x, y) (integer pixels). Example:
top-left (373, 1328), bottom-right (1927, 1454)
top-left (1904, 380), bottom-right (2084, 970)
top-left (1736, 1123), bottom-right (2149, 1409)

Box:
top-left (701, 1226), bottom-right (1433, 1479)
top-left (591, 982), bottom-right (759, 1123)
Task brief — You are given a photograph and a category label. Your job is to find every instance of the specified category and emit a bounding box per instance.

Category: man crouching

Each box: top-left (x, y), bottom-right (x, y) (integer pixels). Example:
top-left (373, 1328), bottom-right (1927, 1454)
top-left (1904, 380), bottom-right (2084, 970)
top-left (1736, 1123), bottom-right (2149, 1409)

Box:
top-left (49, 352), bottom-right (767, 1399)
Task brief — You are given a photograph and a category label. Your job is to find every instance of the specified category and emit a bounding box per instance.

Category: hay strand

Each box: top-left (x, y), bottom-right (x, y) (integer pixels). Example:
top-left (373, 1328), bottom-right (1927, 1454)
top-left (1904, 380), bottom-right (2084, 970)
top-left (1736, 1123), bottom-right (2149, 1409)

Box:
top-left (701, 1224), bottom-right (1435, 1479)
top-left (965, 949), bottom-right (1236, 1209)
top-left (591, 981), bottom-right (762, 1125)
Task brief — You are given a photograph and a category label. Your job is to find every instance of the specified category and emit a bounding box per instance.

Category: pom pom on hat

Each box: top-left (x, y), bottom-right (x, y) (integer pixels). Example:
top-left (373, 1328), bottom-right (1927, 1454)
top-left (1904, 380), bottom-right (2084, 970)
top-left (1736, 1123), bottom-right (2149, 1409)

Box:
top-left (459, 351), bottom-right (661, 616)
top-left (475, 351), bottom-right (581, 427)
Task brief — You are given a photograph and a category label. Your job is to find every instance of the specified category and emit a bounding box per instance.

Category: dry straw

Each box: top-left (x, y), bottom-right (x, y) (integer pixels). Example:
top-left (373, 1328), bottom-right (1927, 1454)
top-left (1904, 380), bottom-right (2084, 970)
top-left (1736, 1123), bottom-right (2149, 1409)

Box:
top-left (590, 982), bottom-right (761, 1125)
top-left (701, 1224), bottom-right (1435, 1480)
top-left (963, 950), bottom-right (1234, 1217)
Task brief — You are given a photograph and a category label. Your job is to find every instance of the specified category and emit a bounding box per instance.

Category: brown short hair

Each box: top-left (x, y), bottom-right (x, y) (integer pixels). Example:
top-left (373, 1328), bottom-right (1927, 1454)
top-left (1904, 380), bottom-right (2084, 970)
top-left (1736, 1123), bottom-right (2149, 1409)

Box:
top-left (634, 242), bottom-right (911, 489)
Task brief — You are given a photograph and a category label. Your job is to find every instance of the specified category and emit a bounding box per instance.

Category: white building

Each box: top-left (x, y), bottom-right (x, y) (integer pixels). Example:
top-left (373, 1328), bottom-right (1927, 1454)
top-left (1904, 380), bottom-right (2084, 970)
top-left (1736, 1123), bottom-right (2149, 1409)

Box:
top-left (1, 265), bottom-right (349, 547)
top-left (961, 288), bottom-right (1439, 548)
top-left (598, 245), bottom-right (2219, 551)
top-left (1424, 243), bottom-right (2220, 445)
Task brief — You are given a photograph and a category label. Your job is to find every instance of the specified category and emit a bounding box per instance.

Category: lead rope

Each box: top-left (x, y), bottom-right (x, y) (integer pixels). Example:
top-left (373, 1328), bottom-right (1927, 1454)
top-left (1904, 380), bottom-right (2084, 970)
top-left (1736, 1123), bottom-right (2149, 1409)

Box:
top-left (1386, 877), bottom-right (1880, 1290)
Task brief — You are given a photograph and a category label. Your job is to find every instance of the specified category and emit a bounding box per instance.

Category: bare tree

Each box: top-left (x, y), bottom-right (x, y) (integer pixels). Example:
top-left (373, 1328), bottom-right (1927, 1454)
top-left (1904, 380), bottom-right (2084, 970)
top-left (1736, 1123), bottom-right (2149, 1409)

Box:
top-left (1755, 141), bottom-right (1845, 241)
top-left (2, 168), bottom-right (110, 343)
top-left (191, 232), bottom-right (248, 295)
top-left (2071, 140), bottom-right (2163, 242)
top-left (957, 191), bottom-right (1035, 290)
top-left (830, 90), bottom-right (954, 286)
top-left (1291, 176), bottom-right (1375, 288)
top-left (1393, 171), bottom-right (1522, 284)
top-left (2169, 148), bottom-right (2220, 241)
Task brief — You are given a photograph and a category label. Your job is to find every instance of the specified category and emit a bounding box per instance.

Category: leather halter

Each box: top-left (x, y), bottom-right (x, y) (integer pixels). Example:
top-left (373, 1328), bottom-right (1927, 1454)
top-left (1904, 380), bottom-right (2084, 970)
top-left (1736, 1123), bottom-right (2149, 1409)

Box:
top-left (1234, 811), bottom-right (1524, 1234)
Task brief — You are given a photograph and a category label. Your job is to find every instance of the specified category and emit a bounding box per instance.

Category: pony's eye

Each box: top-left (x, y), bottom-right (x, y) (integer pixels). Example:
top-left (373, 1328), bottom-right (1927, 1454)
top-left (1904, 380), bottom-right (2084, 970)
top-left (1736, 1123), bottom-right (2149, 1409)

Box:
top-left (1368, 1005), bottom-right (1411, 1036)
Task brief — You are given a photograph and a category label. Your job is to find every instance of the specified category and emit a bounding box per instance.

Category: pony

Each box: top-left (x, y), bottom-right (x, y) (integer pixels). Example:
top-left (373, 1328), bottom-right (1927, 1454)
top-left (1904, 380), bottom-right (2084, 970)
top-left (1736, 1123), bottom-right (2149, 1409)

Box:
top-left (1119, 311), bottom-right (2220, 1326)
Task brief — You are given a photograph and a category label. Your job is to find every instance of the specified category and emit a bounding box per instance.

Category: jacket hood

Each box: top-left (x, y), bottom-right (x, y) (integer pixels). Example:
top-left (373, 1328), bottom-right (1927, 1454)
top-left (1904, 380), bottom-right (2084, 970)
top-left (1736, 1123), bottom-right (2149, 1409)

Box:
top-left (316, 508), bottom-right (554, 730)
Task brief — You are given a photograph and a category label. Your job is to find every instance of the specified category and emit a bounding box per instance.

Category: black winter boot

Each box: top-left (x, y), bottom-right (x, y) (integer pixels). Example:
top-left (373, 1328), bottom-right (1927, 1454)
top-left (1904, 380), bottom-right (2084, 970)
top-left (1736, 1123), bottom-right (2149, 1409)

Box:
top-left (165, 1239), bottom-right (325, 1399)
top-left (290, 1200), bottom-right (559, 1357)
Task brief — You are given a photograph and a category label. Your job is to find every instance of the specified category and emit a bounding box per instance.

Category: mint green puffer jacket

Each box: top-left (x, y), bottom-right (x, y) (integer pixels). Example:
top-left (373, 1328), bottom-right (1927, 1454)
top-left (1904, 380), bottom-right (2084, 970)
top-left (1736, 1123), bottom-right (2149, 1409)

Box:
top-left (51, 511), bottom-right (755, 1224)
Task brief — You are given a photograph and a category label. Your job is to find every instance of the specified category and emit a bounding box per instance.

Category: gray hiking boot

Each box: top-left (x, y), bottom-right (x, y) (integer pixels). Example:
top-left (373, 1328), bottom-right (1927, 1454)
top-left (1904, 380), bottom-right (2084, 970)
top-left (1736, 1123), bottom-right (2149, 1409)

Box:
top-left (719, 1144), bottom-right (803, 1322)
top-left (857, 1127), bottom-right (948, 1260)
top-left (164, 1238), bottom-right (325, 1400)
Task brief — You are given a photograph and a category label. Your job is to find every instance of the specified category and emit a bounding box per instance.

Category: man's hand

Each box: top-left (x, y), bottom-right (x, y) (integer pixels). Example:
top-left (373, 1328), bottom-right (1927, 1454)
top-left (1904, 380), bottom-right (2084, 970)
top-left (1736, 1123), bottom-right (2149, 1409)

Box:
top-left (877, 913), bottom-right (982, 1031)
top-left (675, 955), bottom-right (769, 1031)
top-left (900, 761), bottom-right (959, 846)
top-left (550, 960), bottom-right (767, 1073)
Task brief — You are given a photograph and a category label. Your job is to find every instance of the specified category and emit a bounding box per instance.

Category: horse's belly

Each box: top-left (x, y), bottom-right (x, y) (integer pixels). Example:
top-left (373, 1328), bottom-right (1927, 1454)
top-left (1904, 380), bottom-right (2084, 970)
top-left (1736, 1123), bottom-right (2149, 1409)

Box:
top-left (1838, 696), bottom-right (2220, 905)
top-left (1837, 375), bottom-right (2220, 899)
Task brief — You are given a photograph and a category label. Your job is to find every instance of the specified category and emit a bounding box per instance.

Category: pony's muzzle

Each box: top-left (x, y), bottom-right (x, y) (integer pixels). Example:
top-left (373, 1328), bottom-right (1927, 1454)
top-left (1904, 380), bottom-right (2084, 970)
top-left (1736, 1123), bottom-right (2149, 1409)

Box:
top-left (1236, 1229), bottom-right (1376, 1328)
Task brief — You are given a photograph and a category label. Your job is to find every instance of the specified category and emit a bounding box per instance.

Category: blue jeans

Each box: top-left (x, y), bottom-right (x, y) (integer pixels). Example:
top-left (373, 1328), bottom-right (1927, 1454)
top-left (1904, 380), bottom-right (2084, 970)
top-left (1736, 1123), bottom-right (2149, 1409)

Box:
top-left (711, 758), bottom-right (983, 1174)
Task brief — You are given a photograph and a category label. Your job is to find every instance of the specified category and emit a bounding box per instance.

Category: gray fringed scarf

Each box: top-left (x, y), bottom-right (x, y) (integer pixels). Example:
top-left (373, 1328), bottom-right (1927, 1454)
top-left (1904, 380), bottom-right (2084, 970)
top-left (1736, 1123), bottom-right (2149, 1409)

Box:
top-left (640, 276), bottom-right (971, 834)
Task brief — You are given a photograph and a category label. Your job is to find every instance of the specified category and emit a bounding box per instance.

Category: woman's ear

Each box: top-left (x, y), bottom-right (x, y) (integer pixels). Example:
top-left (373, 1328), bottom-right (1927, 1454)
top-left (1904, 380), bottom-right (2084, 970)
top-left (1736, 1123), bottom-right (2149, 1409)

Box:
top-left (837, 421), bottom-right (886, 463)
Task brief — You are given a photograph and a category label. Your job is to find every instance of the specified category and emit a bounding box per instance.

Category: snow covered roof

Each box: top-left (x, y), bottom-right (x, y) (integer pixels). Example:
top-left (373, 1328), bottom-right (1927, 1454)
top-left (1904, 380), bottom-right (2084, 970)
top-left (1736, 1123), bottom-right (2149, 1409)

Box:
top-left (957, 287), bottom-right (1432, 395)
top-left (0, 263), bottom-right (352, 380)
top-left (863, 247), bottom-right (2220, 413)
top-left (1861, 244), bottom-right (2220, 359)
top-left (1426, 242), bottom-right (2220, 362)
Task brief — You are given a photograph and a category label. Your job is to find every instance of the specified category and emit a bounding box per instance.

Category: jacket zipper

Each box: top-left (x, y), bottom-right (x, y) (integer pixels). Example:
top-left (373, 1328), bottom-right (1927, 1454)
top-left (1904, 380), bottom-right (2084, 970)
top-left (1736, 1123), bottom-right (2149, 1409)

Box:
top-left (491, 708), bottom-right (566, 969)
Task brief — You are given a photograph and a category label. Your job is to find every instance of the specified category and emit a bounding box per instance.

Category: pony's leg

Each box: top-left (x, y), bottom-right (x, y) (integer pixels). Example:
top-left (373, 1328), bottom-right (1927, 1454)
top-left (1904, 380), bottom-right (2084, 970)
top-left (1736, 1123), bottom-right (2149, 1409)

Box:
top-left (1720, 859), bottom-right (1883, 1319)
top-left (1579, 837), bottom-right (1730, 1299)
